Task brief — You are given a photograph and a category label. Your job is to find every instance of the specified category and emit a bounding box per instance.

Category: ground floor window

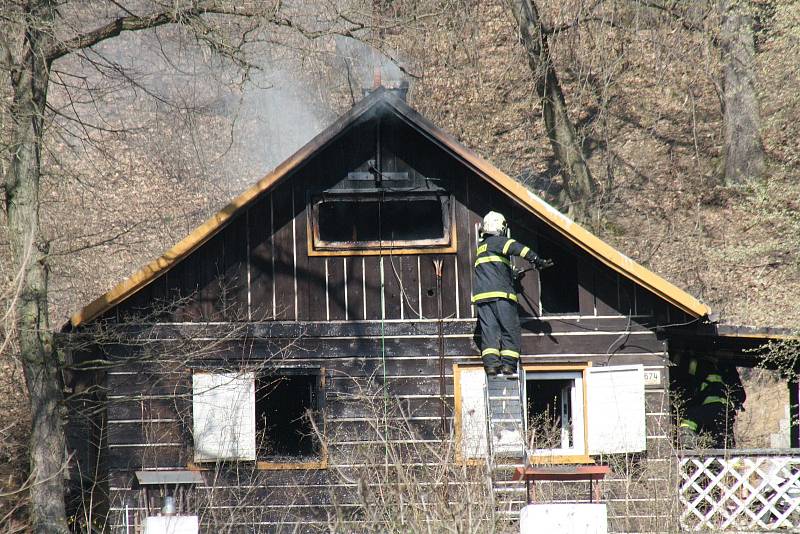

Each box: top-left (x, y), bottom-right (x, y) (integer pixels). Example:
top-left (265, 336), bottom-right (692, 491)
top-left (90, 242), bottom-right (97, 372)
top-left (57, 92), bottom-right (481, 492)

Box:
top-left (192, 368), bottom-right (326, 468)
top-left (526, 371), bottom-right (584, 457)
top-left (255, 372), bottom-right (321, 460)
top-left (454, 362), bottom-right (647, 464)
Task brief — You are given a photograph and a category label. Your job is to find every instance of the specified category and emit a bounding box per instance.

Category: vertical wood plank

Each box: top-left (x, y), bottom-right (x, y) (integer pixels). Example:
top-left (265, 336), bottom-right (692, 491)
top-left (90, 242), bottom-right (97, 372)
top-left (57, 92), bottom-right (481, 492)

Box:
top-left (654, 298), bottom-right (670, 326)
top-left (454, 179), bottom-right (473, 319)
top-left (399, 255), bottom-right (421, 320)
top-left (248, 195), bottom-right (274, 321)
top-left (420, 257), bottom-right (439, 319)
top-left (619, 276), bottom-right (635, 317)
top-left (382, 255), bottom-right (403, 320)
top-left (345, 256), bottom-right (365, 321)
top-left (364, 256), bottom-right (383, 319)
top-left (294, 180), bottom-right (328, 323)
top-left (636, 285), bottom-right (656, 318)
top-left (272, 183), bottom-right (296, 321)
top-left (293, 182), bottom-right (310, 321)
top-left (327, 258), bottom-right (347, 321)
top-left (439, 255), bottom-right (457, 319)
top-left (170, 253), bottom-right (202, 321)
top-left (220, 214), bottom-right (249, 321)
top-left (578, 259), bottom-right (595, 316)
top-left (595, 268), bottom-right (620, 316)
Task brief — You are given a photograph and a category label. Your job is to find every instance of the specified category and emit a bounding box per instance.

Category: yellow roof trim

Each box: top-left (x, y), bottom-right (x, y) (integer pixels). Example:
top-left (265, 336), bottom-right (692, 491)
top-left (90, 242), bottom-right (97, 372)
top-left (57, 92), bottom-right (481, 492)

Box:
top-left (69, 89), bottom-right (710, 327)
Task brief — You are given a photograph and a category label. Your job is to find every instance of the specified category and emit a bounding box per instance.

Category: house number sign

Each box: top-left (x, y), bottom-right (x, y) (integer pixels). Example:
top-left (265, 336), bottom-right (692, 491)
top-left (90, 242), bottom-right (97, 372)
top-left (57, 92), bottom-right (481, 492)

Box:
top-left (643, 370), bottom-right (661, 386)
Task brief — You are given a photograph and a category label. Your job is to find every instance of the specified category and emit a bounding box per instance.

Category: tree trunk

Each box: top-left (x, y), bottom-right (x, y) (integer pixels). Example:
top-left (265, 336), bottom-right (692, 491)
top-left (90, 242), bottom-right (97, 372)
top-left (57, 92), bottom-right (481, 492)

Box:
top-left (720, 0), bottom-right (765, 185)
top-left (5, 2), bottom-right (69, 533)
top-left (508, 0), bottom-right (596, 220)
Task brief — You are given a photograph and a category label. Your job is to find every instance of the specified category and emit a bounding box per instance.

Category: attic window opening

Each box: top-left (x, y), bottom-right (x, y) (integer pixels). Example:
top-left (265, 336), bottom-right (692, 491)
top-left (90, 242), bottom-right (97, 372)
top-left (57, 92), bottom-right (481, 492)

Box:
top-left (538, 238), bottom-right (579, 315)
top-left (310, 193), bottom-right (455, 254)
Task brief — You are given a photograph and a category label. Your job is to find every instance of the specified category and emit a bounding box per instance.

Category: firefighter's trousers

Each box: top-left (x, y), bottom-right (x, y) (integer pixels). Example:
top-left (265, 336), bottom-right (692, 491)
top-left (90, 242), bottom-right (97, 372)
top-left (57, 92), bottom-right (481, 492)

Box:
top-left (477, 299), bottom-right (521, 371)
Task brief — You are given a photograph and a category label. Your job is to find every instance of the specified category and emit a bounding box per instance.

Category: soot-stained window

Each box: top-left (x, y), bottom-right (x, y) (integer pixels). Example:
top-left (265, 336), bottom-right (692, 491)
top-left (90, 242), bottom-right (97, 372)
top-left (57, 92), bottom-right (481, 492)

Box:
top-left (255, 372), bottom-right (321, 460)
top-left (310, 193), bottom-right (454, 253)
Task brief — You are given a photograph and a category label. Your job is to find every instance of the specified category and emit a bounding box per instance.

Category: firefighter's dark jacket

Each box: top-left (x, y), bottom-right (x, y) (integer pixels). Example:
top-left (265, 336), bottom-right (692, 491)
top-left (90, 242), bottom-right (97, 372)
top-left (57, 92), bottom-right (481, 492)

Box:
top-left (472, 235), bottom-right (541, 304)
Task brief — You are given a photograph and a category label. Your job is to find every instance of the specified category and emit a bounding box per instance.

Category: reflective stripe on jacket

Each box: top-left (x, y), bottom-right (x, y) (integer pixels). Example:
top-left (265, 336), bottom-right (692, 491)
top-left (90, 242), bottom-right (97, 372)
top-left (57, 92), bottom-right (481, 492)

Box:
top-left (472, 235), bottom-right (539, 304)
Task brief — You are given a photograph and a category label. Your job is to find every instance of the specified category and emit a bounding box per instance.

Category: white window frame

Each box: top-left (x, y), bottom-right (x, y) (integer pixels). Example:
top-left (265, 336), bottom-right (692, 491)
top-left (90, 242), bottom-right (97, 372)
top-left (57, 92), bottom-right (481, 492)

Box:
top-left (525, 371), bottom-right (586, 456)
top-left (524, 370), bottom-right (587, 459)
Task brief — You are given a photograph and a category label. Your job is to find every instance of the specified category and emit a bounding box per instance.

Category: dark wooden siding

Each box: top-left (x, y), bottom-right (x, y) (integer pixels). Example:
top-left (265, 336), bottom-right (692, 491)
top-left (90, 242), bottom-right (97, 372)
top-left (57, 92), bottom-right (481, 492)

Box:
top-left (88, 316), bottom-right (671, 532)
top-left (72, 104), bottom-right (689, 532)
top-left (107, 111), bottom-right (684, 327)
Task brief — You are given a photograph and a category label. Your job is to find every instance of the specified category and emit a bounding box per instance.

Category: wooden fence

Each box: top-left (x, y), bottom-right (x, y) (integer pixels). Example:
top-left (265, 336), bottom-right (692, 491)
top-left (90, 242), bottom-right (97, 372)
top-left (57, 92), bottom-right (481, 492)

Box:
top-left (679, 449), bottom-right (800, 531)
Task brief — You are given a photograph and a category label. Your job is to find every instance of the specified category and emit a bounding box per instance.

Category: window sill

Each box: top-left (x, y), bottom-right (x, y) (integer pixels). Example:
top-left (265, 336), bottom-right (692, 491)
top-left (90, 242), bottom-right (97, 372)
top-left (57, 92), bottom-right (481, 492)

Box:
top-left (527, 454), bottom-right (594, 465)
top-left (307, 243), bottom-right (457, 257)
top-left (187, 457), bottom-right (328, 471)
top-left (256, 459), bottom-right (328, 470)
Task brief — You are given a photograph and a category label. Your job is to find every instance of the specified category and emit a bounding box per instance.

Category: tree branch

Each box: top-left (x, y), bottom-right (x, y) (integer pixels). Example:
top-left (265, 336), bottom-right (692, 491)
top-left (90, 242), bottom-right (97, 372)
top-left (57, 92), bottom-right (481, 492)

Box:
top-left (46, 2), bottom-right (269, 62)
top-left (632, 0), bottom-right (711, 34)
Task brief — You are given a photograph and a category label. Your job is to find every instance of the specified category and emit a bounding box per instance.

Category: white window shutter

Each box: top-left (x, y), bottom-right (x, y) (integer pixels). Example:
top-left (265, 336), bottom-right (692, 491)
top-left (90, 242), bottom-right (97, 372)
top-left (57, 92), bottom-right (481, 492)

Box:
top-left (193, 372), bottom-right (256, 462)
top-left (459, 368), bottom-right (488, 459)
top-left (587, 365), bottom-right (646, 454)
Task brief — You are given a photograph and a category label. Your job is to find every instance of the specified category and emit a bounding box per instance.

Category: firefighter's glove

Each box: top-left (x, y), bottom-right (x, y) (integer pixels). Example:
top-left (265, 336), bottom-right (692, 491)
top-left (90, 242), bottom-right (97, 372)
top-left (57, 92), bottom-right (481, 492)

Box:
top-left (532, 258), bottom-right (554, 270)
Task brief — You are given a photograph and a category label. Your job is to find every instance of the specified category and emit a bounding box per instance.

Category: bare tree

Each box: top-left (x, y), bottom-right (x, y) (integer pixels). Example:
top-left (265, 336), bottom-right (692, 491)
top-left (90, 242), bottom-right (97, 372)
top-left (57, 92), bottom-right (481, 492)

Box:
top-left (0, 2), bottom-right (364, 531)
top-left (720, 0), bottom-right (765, 185)
top-left (507, 0), bottom-right (597, 221)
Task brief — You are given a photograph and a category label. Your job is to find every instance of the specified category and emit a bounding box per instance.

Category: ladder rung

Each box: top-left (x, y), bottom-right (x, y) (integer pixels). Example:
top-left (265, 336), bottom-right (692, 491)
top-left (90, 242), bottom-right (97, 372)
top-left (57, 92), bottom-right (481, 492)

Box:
top-left (490, 419), bottom-right (522, 424)
top-left (488, 396), bottom-right (520, 400)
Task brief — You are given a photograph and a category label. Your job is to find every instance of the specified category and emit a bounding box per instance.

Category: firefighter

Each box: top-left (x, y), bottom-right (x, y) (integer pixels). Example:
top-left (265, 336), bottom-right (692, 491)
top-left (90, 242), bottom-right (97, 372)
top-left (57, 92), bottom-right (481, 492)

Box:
top-left (679, 355), bottom-right (745, 449)
top-left (472, 211), bottom-right (553, 376)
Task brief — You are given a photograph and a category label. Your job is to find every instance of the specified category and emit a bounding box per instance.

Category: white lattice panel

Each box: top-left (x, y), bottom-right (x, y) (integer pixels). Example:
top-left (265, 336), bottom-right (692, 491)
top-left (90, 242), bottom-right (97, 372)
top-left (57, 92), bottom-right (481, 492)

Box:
top-left (679, 455), bottom-right (800, 531)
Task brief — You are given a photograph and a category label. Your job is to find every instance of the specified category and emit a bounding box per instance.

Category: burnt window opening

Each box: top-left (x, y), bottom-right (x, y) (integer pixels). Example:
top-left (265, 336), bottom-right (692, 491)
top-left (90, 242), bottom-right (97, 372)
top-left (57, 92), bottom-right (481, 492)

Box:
top-left (311, 193), bottom-right (453, 252)
top-left (538, 238), bottom-right (579, 315)
top-left (255, 372), bottom-right (321, 460)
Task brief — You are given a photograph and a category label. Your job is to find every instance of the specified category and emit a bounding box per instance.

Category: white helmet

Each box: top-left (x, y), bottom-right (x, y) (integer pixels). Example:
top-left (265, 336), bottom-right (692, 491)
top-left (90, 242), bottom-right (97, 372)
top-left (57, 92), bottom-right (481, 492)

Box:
top-left (481, 211), bottom-right (507, 236)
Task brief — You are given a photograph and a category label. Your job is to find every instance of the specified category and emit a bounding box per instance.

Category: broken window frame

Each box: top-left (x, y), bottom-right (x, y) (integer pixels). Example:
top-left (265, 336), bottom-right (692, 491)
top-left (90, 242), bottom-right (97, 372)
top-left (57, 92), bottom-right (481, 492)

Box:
top-left (308, 192), bottom-right (457, 255)
top-left (190, 368), bottom-right (327, 470)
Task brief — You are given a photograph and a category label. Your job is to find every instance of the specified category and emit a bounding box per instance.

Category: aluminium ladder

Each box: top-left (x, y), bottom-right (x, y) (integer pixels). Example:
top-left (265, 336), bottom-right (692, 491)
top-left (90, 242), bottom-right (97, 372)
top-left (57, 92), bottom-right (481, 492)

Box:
top-left (484, 370), bottom-right (528, 517)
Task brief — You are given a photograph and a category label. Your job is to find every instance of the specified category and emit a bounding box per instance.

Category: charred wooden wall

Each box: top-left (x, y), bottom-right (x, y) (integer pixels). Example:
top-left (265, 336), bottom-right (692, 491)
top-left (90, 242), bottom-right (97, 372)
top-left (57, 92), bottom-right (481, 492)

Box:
top-left (66, 107), bottom-right (687, 532)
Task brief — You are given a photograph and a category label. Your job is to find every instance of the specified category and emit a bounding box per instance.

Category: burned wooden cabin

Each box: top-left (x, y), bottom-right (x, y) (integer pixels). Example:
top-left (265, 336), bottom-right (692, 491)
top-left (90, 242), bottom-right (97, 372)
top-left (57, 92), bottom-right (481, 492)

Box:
top-left (61, 87), bottom-right (795, 533)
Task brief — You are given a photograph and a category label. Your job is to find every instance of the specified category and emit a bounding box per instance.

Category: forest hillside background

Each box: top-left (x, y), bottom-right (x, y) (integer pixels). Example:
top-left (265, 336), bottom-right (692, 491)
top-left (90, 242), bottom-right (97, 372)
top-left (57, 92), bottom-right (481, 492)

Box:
top-left (1, 0), bottom-right (799, 528)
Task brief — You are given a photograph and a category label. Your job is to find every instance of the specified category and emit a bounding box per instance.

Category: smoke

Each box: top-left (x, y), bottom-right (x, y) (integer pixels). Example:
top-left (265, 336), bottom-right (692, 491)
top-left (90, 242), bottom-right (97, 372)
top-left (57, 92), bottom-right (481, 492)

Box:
top-left (334, 35), bottom-right (410, 94)
top-left (49, 28), bottom-right (335, 193)
top-left (214, 67), bottom-right (336, 193)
